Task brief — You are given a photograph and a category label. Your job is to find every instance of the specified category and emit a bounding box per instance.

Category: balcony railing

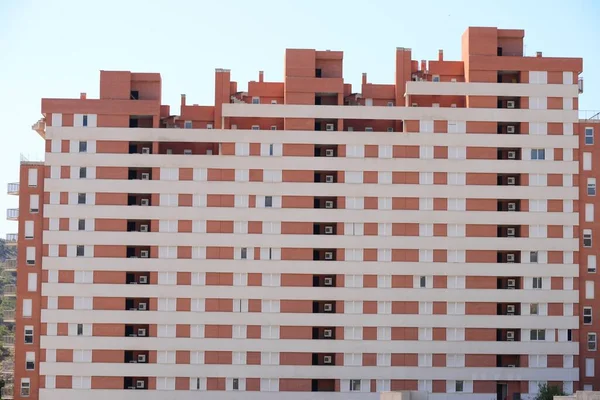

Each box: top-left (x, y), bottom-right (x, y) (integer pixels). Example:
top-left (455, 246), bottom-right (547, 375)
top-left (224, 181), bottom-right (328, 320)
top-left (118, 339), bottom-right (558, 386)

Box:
top-left (4, 259), bottom-right (16, 272)
top-left (580, 110), bottom-right (600, 120)
top-left (5, 234), bottom-right (17, 245)
top-left (2, 310), bottom-right (15, 322)
top-left (579, 77), bottom-right (584, 94)
top-left (1, 385), bottom-right (14, 399)
top-left (6, 209), bottom-right (18, 221)
top-left (2, 336), bottom-right (14, 346)
top-left (2, 360), bottom-right (14, 372)
top-left (6, 183), bottom-right (18, 195)
top-left (2, 285), bottom-right (16, 297)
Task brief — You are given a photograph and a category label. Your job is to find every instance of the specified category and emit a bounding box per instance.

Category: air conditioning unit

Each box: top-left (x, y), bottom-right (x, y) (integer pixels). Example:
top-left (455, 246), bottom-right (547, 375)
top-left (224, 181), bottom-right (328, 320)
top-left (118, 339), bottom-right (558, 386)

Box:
top-left (136, 380), bottom-right (145, 389)
top-left (141, 147), bottom-right (150, 154)
top-left (325, 201), bottom-right (334, 209)
top-left (326, 124), bottom-right (334, 131)
top-left (324, 252), bottom-right (333, 260)
top-left (325, 175), bottom-right (334, 183)
top-left (140, 250), bottom-right (149, 258)
top-left (184, 149), bottom-right (192, 155)
top-left (387, 127), bottom-right (394, 132)
top-left (138, 354), bottom-right (146, 363)
top-left (507, 305), bottom-right (515, 314)
top-left (324, 329), bottom-right (333, 338)
top-left (324, 303), bottom-right (333, 312)
top-left (508, 203), bottom-right (516, 211)
top-left (324, 226), bottom-right (334, 234)
top-left (138, 303), bottom-right (147, 311)
top-left (139, 276), bottom-right (148, 284)
top-left (141, 173), bottom-right (150, 180)
top-left (323, 355), bottom-right (333, 364)
top-left (325, 149), bottom-right (334, 157)
top-left (507, 279), bottom-right (516, 288)
top-left (324, 277), bottom-right (333, 286)
top-left (508, 151), bottom-right (516, 159)
top-left (137, 328), bottom-right (146, 336)
top-left (506, 331), bottom-right (515, 341)
top-left (140, 199), bottom-right (150, 206)
top-left (507, 125), bottom-right (515, 134)
top-left (507, 254), bottom-right (515, 263)
top-left (507, 101), bottom-right (515, 109)
top-left (140, 224), bottom-right (149, 232)
top-left (507, 177), bottom-right (516, 185)
top-left (507, 228), bottom-right (516, 237)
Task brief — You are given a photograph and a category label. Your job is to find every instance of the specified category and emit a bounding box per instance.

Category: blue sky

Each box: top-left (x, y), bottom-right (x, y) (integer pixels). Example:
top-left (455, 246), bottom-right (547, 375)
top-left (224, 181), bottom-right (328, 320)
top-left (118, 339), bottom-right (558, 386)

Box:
top-left (0, 0), bottom-right (599, 236)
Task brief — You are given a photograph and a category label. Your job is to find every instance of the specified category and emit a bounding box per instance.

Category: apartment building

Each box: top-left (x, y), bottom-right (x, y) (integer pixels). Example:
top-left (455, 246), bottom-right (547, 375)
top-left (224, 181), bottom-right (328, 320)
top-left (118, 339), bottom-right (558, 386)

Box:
top-left (6, 26), bottom-right (595, 399)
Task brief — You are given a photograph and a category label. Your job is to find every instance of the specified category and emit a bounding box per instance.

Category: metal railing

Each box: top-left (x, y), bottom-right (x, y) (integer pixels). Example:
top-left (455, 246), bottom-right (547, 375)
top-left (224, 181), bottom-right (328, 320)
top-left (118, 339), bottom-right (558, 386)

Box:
top-left (2, 360), bottom-right (14, 372)
top-left (6, 183), bottom-right (18, 195)
top-left (5, 233), bottom-right (17, 243)
top-left (2, 285), bottom-right (16, 296)
top-left (1, 385), bottom-right (14, 399)
top-left (6, 209), bottom-right (18, 220)
top-left (579, 110), bottom-right (600, 120)
top-left (2, 336), bottom-right (14, 346)
top-left (4, 259), bottom-right (16, 271)
top-left (2, 310), bottom-right (15, 322)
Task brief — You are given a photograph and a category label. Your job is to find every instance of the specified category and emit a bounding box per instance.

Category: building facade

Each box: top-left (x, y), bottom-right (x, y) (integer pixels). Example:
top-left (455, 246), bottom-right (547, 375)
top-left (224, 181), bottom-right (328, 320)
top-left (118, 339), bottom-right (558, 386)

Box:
top-left (7, 26), bottom-right (597, 399)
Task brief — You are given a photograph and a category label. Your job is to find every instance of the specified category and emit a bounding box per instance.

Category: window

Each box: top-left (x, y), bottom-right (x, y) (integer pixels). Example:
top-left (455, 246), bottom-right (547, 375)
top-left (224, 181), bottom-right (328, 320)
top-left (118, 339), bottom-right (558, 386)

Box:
top-left (76, 245), bottom-right (85, 257)
top-left (589, 255), bottom-right (597, 273)
top-left (530, 329), bottom-right (546, 341)
top-left (532, 277), bottom-right (543, 289)
top-left (184, 121), bottom-right (192, 129)
top-left (265, 196), bottom-right (273, 208)
top-left (350, 380), bottom-right (361, 392)
top-left (586, 127), bottom-right (595, 145)
top-left (584, 307), bottom-right (593, 325)
top-left (79, 141), bottom-right (87, 153)
top-left (419, 172), bottom-right (433, 185)
top-left (455, 381), bottom-right (464, 392)
top-left (25, 352), bottom-right (35, 370)
top-left (24, 326), bottom-right (34, 344)
top-left (22, 299), bottom-right (32, 317)
top-left (589, 333), bottom-right (597, 351)
top-left (77, 219), bottom-right (86, 231)
top-left (584, 152), bottom-right (592, 170)
top-left (77, 193), bottom-right (86, 204)
top-left (252, 97), bottom-right (260, 104)
top-left (587, 204), bottom-right (595, 222)
top-left (531, 149), bottom-right (545, 160)
top-left (448, 172), bottom-right (466, 185)
top-left (589, 178), bottom-right (597, 196)
top-left (587, 358), bottom-right (596, 377)
top-left (530, 251), bottom-right (538, 263)
top-left (240, 248), bottom-right (248, 260)
top-left (584, 229), bottom-right (593, 248)
top-left (21, 378), bottom-right (30, 397)
top-left (530, 303), bottom-right (539, 315)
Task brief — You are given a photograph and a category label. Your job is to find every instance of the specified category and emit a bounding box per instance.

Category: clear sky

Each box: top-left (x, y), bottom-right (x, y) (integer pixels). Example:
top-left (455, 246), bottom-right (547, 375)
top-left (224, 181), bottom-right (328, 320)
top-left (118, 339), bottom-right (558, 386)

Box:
top-left (0, 0), bottom-right (599, 236)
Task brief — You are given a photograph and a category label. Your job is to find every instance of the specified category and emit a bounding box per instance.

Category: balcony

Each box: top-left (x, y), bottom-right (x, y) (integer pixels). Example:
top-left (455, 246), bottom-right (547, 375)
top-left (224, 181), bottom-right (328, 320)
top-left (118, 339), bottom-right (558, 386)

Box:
top-left (312, 327), bottom-right (336, 340)
top-left (2, 285), bottom-right (16, 297)
top-left (497, 174), bottom-right (520, 186)
top-left (125, 350), bottom-right (149, 364)
top-left (125, 324), bottom-right (149, 337)
top-left (497, 303), bottom-right (520, 316)
top-left (32, 118), bottom-right (46, 138)
top-left (126, 298), bottom-right (149, 311)
top-left (1, 385), bottom-right (14, 399)
top-left (314, 197), bottom-right (337, 209)
top-left (5, 234), bottom-right (17, 246)
top-left (126, 273), bottom-right (150, 285)
top-left (312, 353), bottom-right (336, 366)
top-left (497, 329), bottom-right (520, 342)
top-left (313, 275), bottom-right (336, 287)
top-left (313, 301), bottom-right (336, 314)
top-left (2, 335), bottom-right (14, 347)
top-left (2, 360), bottom-right (14, 372)
top-left (6, 209), bottom-right (18, 221)
top-left (2, 310), bottom-right (15, 323)
top-left (313, 223), bottom-right (337, 235)
top-left (579, 77), bottom-right (584, 94)
top-left (497, 277), bottom-right (520, 290)
top-left (4, 259), bottom-right (16, 272)
top-left (124, 377), bottom-right (148, 390)
top-left (6, 183), bottom-right (18, 195)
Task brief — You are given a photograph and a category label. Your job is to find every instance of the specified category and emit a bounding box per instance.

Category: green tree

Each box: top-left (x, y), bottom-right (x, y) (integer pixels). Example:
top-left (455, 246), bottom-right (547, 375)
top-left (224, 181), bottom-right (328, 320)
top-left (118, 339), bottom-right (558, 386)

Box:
top-left (535, 383), bottom-right (566, 400)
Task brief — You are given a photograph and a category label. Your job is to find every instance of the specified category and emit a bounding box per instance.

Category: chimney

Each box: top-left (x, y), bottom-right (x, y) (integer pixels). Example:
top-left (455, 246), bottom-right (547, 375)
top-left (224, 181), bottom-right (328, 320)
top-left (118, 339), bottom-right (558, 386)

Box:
top-left (259, 71), bottom-right (264, 82)
top-left (536, 51), bottom-right (543, 58)
top-left (80, 92), bottom-right (86, 100)
top-left (181, 94), bottom-right (186, 106)
top-left (438, 50), bottom-right (444, 61)
top-left (420, 60), bottom-right (426, 72)
top-left (362, 73), bottom-right (367, 85)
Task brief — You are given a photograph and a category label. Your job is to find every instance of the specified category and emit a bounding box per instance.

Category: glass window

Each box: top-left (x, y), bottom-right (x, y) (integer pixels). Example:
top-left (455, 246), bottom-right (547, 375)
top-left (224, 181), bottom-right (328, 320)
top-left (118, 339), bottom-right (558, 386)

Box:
top-left (531, 149), bottom-right (545, 160)
top-left (530, 329), bottom-right (546, 341)
top-left (82, 115), bottom-right (88, 127)
top-left (79, 141), bottom-right (87, 153)
top-left (455, 381), bottom-right (464, 392)
top-left (584, 307), bottom-right (593, 325)
top-left (589, 178), bottom-right (597, 196)
top-left (588, 333), bottom-right (597, 351)
top-left (350, 380), bottom-right (361, 392)
top-left (78, 219), bottom-right (85, 231)
top-left (77, 193), bottom-right (86, 204)
top-left (76, 246), bottom-right (85, 257)
top-left (586, 127), bottom-right (594, 145)
top-left (530, 251), bottom-right (538, 263)
top-left (79, 167), bottom-right (87, 178)
top-left (265, 196), bottom-right (273, 208)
